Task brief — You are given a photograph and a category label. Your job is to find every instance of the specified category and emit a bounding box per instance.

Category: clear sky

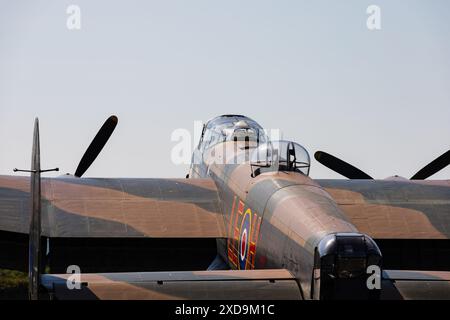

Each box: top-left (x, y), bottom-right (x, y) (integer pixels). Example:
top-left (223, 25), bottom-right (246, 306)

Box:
top-left (1, 0), bottom-right (449, 179)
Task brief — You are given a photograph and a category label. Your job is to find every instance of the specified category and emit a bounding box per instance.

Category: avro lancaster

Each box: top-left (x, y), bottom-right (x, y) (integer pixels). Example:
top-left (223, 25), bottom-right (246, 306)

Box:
top-left (0, 114), bottom-right (449, 300)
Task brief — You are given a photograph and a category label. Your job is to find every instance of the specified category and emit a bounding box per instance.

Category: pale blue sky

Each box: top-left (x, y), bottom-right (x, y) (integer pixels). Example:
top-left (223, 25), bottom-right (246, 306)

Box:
top-left (1, 0), bottom-right (449, 179)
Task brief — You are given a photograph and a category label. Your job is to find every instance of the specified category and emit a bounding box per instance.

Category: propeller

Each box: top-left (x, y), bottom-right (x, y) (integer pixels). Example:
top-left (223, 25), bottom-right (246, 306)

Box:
top-left (314, 151), bottom-right (373, 179)
top-left (314, 149), bottom-right (450, 180)
top-left (74, 115), bottom-right (118, 177)
top-left (410, 149), bottom-right (450, 180)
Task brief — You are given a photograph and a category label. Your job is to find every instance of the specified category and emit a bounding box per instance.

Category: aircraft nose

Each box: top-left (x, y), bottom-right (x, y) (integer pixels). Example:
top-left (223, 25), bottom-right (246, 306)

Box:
top-left (312, 233), bottom-right (382, 300)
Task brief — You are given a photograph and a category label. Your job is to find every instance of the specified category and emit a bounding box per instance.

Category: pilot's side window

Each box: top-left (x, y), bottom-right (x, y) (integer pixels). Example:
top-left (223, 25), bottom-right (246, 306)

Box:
top-left (209, 131), bottom-right (222, 148)
top-left (200, 128), bottom-right (212, 152)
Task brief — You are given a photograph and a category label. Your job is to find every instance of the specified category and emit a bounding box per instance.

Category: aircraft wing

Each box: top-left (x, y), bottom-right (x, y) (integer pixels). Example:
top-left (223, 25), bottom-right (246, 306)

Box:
top-left (41, 267), bottom-right (450, 300)
top-left (317, 179), bottom-right (450, 239)
top-left (41, 269), bottom-right (302, 300)
top-left (382, 270), bottom-right (450, 300)
top-left (0, 175), bottom-right (226, 238)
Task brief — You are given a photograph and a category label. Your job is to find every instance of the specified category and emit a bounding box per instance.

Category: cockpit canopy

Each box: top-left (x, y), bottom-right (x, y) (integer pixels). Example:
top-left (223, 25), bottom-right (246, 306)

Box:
top-left (251, 140), bottom-right (311, 176)
top-left (199, 115), bottom-right (267, 151)
top-left (198, 116), bottom-right (311, 176)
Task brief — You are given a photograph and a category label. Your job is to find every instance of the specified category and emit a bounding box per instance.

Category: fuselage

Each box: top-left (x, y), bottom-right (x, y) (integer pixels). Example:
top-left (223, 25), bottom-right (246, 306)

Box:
top-left (188, 115), bottom-right (382, 299)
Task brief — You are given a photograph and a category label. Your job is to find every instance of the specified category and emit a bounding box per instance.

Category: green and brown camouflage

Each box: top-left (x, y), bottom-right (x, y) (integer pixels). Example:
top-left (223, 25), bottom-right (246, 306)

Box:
top-left (1, 114), bottom-right (449, 299)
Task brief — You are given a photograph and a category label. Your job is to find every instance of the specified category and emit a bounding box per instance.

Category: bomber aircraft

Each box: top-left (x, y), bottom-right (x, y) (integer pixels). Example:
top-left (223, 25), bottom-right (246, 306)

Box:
top-left (0, 114), bottom-right (449, 300)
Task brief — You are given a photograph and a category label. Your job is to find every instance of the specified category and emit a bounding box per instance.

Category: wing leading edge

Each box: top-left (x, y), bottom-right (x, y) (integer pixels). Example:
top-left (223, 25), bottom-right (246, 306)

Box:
top-left (0, 175), bottom-right (226, 238)
top-left (318, 179), bottom-right (450, 239)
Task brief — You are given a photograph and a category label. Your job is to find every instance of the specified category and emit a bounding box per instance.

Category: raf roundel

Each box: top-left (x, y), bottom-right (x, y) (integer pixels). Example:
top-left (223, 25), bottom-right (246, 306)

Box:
top-left (239, 209), bottom-right (252, 270)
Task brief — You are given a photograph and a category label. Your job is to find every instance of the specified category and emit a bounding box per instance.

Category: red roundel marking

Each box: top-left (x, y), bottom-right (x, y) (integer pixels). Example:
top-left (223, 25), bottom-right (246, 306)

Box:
top-left (238, 209), bottom-right (252, 269)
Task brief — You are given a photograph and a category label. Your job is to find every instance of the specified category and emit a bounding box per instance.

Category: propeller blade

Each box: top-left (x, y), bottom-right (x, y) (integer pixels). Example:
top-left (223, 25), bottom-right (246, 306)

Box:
top-left (74, 115), bottom-right (118, 178)
top-left (314, 151), bottom-right (373, 179)
top-left (410, 149), bottom-right (450, 180)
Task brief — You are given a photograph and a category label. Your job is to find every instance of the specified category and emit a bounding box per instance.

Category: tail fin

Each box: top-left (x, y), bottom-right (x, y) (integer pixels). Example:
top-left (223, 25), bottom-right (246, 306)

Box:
top-left (28, 118), bottom-right (42, 300)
